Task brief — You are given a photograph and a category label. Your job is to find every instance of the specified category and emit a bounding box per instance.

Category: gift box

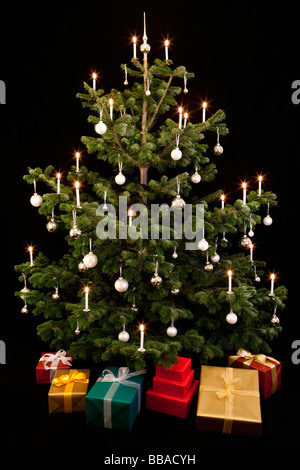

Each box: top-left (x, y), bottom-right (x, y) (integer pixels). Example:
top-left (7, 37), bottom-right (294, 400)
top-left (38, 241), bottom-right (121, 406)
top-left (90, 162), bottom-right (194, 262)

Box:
top-left (36, 350), bottom-right (73, 384)
top-left (146, 379), bottom-right (199, 419)
top-left (227, 348), bottom-right (281, 399)
top-left (152, 369), bottom-right (194, 398)
top-left (155, 356), bottom-right (191, 382)
top-left (196, 365), bottom-right (262, 436)
top-left (48, 369), bottom-right (90, 414)
top-left (86, 366), bottom-right (146, 431)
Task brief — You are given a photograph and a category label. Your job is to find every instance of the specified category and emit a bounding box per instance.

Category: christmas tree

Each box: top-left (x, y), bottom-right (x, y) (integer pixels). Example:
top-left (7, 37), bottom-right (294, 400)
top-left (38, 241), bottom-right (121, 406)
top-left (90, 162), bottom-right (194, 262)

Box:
top-left (15, 13), bottom-right (287, 370)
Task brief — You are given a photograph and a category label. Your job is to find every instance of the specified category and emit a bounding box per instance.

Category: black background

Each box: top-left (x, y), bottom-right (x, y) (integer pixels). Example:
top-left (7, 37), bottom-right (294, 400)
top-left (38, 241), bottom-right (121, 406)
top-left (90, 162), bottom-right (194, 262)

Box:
top-left (1, 0), bottom-right (300, 455)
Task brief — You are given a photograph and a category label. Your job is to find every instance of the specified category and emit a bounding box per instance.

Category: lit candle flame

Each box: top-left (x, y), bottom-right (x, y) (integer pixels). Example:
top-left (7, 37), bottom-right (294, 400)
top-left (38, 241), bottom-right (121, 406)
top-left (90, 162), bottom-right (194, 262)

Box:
top-left (242, 182), bottom-right (246, 189)
top-left (140, 324), bottom-right (144, 332)
top-left (165, 39), bottom-right (169, 46)
top-left (133, 36), bottom-right (137, 43)
top-left (203, 101), bottom-right (207, 109)
top-left (75, 181), bottom-right (80, 189)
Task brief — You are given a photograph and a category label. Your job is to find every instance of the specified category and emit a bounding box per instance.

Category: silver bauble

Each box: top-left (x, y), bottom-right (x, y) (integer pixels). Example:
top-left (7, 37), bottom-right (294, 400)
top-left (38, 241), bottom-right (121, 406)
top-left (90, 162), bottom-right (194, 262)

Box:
top-left (166, 325), bottom-right (177, 337)
top-left (248, 229), bottom-right (254, 237)
top-left (204, 261), bottom-right (214, 271)
top-left (69, 225), bottom-right (82, 239)
top-left (211, 252), bottom-right (220, 263)
top-left (198, 238), bottom-right (209, 251)
top-left (171, 288), bottom-right (180, 295)
top-left (95, 120), bottom-right (107, 135)
top-left (52, 290), bottom-right (60, 300)
top-left (46, 218), bottom-right (57, 232)
top-left (226, 310), bottom-right (238, 324)
top-left (140, 43), bottom-right (151, 53)
top-left (114, 276), bottom-right (129, 292)
top-left (191, 171), bottom-right (201, 183)
top-left (78, 261), bottom-right (87, 271)
top-left (239, 235), bottom-right (251, 249)
top-left (171, 195), bottom-right (185, 208)
top-left (118, 330), bottom-right (130, 342)
top-left (213, 143), bottom-right (223, 155)
top-left (254, 274), bottom-right (261, 282)
top-left (131, 303), bottom-right (138, 312)
top-left (21, 304), bottom-right (28, 314)
top-left (271, 314), bottom-right (280, 325)
top-left (83, 251), bottom-right (98, 268)
top-left (30, 193), bottom-right (43, 207)
top-left (20, 287), bottom-right (30, 301)
top-left (263, 215), bottom-right (273, 226)
top-left (151, 274), bottom-right (162, 286)
top-left (115, 172), bottom-right (126, 185)
top-left (171, 147), bottom-right (182, 161)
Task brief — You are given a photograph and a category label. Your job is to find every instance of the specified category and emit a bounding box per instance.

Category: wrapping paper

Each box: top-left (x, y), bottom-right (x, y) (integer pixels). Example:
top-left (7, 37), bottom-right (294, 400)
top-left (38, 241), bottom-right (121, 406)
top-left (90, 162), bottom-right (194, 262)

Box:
top-left (196, 365), bottom-right (262, 436)
top-left (36, 350), bottom-right (73, 384)
top-left (155, 356), bottom-right (191, 382)
top-left (152, 369), bottom-right (194, 398)
top-left (48, 369), bottom-right (90, 414)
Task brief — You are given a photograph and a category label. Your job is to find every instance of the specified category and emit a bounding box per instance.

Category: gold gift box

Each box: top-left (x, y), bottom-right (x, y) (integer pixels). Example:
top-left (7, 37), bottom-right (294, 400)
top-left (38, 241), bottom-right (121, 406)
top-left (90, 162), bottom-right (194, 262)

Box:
top-left (48, 369), bottom-right (90, 414)
top-left (196, 365), bottom-right (262, 436)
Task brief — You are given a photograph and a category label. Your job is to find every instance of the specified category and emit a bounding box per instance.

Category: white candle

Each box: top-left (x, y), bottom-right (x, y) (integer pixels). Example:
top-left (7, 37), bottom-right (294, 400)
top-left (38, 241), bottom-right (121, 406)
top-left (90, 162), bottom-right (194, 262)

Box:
top-left (133, 36), bottom-right (137, 58)
top-left (242, 182), bottom-right (247, 205)
top-left (269, 273), bottom-right (275, 296)
top-left (92, 73), bottom-right (96, 90)
top-left (178, 107), bottom-right (183, 129)
top-left (56, 172), bottom-right (61, 194)
top-left (250, 243), bottom-right (253, 262)
top-left (258, 175), bottom-right (262, 196)
top-left (84, 286), bottom-right (89, 311)
top-left (202, 102), bottom-right (207, 122)
top-left (221, 194), bottom-right (225, 209)
top-left (165, 40), bottom-right (169, 61)
top-left (109, 98), bottom-right (113, 120)
top-left (183, 112), bottom-right (188, 129)
top-left (138, 324), bottom-right (145, 352)
top-left (227, 269), bottom-right (232, 294)
top-left (76, 152), bottom-right (80, 172)
top-left (75, 181), bottom-right (81, 208)
top-left (128, 208), bottom-right (134, 226)
top-left (28, 246), bottom-right (34, 266)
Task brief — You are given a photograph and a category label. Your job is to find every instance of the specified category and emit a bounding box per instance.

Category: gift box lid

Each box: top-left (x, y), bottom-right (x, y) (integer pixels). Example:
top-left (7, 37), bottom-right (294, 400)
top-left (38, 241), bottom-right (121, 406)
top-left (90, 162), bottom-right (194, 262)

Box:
top-left (36, 351), bottom-right (73, 370)
top-left (153, 369), bottom-right (195, 398)
top-left (155, 356), bottom-right (191, 382)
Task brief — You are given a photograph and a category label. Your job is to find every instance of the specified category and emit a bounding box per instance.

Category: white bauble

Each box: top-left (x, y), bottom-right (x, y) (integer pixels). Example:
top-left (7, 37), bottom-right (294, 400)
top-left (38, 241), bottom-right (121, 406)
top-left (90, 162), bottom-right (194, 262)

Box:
top-left (198, 238), bottom-right (209, 251)
top-left (146, 89), bottom-right (151, 96)
top-left (263, 215), bottom-right (273, 226)
top-left (248, 229), bottom-right (254, 237)
top-left (226, 310), bottom-right (238, 324)
top-left (213, 143), bottom-right (223, 155)
top-left (114, 276), bottom-right (129, 292)
top-left (171, 147), bottom-right (182, 160)
top-left (118, 330), bottom-right (130, 342)
top-left (83, 251), bottom-right (98, 268)
top-left (115, 172), bottom-right (126, 185)
top-left (30, 193), bottom-right (43, 207)
top-left (95, 120), bottom-right (107, 135)
top-left (211, 252), bottom-right (220, 263)
top-left (191, 172), bottom-right (201, 183)
top-left (166, 325), bottom-right (177, 337)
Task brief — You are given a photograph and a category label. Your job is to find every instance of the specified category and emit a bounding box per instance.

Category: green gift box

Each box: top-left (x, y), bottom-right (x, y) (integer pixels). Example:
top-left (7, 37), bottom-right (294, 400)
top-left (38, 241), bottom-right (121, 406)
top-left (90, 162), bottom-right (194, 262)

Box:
top-left (86, 366), bottom-right (146, 431)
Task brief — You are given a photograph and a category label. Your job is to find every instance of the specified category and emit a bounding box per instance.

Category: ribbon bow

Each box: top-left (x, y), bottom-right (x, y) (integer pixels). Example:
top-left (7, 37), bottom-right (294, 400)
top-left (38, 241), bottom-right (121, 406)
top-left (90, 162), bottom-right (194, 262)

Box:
top-left (52, 370), bottom-right (89, 387)
top-left (40, 349), bottom-right (72, 370)
top-left (97, 367), bottom-right (146, 429)
top-left (215, 375), bottom-right (242, 399)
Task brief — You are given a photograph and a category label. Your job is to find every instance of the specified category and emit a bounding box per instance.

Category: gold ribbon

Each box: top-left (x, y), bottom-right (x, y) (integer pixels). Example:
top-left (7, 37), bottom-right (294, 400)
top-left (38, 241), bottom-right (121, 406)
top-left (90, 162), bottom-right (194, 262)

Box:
top-left (52, 371), bottom-right (89, 413)
top-left (228, 348), bottom-right (279, 394)
top-left (200, 368), bottom-right (260, 434)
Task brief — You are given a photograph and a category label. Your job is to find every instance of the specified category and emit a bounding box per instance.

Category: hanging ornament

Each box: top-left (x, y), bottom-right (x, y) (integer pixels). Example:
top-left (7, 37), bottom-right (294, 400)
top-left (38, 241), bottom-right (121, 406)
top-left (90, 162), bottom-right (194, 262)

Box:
top-left (172, 246), bottom-right (178, 259)
top-left (20, 273), bottom-right (30, 300)
top-left (103, 191), bottom-right (108, 211)
top-left (263, 203), bottom-right (273, 226)
top-left (78, 260), bottom-right (87, 272)
top-left (30, 180), bottom-right (43, 207)
top-left (21, 303), bottom-right (28, 315)
top-left (171, 134), bottom-right (182, 160)
top-left (191, 166), bottom-right (201, 183)
top-left (52, 286), bottom-right (60, 300)
top-left (118, 316), bottom-right (130, 342)
top-left (183, 73), bottom-right (188, 94)
top-left (145, 75), bottom-right (151, 95)
top-left (114, 261), bottom-right (129, 292)
top-left (131, 287), bottom-right (138, 311)
top-left (271, 305), bottom-right (280, 325)
top-left (95, 107), bottom-right (107, 135)
top-left (171, 287), bottom-right (180, 295)
top-left (248, 214), bottom-right (254, 237)
top-left (75, 317), bottom-right (80, 335)
top-left (151, 257), bottom-right (162, 286)
top-left (70, 209), bottom-right (81, 239)
top-left (204, 253), bottom-right (213, 271)
top-left (115, 161), bottom-right (126, 185)
top-left (140, 12), bottom-right (151, 54)
top-left (253, 264), bottom-right (260, 282)
top-left (239, 223), bottom-right (251, 249)
top-left (83, 238), bottom-right (98, 268)
top-left (213, 127), bottom-right (223, 155)
top-left (198, 230), bottom-right (209, 251)
top-left (166, 317), bottom-right (177, 337)
top-left (171, 177), bottom-right (185, 208)
top-left (211, 241), bottom-right (220, 263)
top-left (226, 308), bottom-right (238, 324)
top-left (124, 64), bottom-right (128, 85)
top-left (219, 232), bottom-right (229, 248)
top-left (46, 208), bottom-right (57, 232)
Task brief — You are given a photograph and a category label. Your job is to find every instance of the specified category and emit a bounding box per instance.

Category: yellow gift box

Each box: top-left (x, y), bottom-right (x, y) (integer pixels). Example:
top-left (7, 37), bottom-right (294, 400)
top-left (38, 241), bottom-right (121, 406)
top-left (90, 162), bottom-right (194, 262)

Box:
top-left (196, 365), bottom-right (262, 436)
top-left (48, 369), bottom-right (90, 414)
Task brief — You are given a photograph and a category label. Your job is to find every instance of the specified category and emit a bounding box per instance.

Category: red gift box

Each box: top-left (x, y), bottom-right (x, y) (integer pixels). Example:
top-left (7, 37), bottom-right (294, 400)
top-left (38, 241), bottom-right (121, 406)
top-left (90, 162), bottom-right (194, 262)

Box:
top-left (153, 369), bottom-right (194, 398)
top-left (146, 379), bottom-right (199, 419)
top-left (155, 356), bottom-right (191, 382)
top-left (227, 349), bottom-right (281, 399)
top-left (36, 350), bottom-right (73, 384)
